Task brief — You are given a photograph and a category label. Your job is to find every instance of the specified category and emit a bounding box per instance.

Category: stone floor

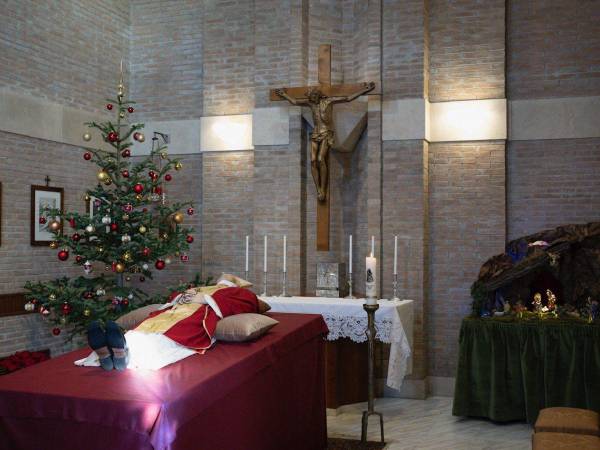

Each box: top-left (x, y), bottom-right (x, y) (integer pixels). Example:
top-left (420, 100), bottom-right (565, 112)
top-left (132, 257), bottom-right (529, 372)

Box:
top-left (327, 397), bottom-right (532, 450)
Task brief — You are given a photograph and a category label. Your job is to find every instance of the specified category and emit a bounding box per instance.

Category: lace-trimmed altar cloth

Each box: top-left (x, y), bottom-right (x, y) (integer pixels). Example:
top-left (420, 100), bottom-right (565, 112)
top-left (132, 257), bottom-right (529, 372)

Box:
top-left (262, 297), bottom-right (414, 390)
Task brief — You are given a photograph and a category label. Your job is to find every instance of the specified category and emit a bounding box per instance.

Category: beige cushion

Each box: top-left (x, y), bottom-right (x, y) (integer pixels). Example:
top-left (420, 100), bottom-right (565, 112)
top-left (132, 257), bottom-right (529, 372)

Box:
top-left (217, 273), bottom-right (253, 288)
top-left (116, 304), bottom-right (162, 330)
top-left (533, 432), bottom-right (600, 450)
top-left (215, 313), bottom-right (278, 342)
top-left (535, 407), bottom-right (600, 436)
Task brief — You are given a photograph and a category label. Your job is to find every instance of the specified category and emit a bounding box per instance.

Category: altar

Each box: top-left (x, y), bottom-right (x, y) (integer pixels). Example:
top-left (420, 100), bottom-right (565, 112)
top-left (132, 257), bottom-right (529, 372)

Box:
top-left (263, 296), bottom-right (414, 408)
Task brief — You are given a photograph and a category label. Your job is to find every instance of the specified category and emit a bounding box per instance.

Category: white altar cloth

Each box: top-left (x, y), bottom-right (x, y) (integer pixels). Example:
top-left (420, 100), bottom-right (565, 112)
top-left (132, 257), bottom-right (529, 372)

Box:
top-left (262, 296), bottom-right (413, 390)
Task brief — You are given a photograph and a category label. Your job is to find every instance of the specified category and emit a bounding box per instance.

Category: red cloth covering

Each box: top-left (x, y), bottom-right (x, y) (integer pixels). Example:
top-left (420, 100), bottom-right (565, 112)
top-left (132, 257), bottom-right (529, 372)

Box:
top-left (0, 313), bottom-right (328, 450)
top-left (138, 287), bottom-right (260, 350)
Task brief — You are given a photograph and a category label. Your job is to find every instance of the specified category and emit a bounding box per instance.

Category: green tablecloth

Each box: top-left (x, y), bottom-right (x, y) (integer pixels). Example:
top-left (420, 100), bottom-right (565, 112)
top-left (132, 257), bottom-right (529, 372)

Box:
top-left (452, 317), bottom-right (600, 423)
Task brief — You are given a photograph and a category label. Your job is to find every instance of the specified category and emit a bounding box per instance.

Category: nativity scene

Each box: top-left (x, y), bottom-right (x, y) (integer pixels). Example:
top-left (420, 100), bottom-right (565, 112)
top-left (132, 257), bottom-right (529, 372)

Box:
top-left (0, 1), bottom-right (599, 449)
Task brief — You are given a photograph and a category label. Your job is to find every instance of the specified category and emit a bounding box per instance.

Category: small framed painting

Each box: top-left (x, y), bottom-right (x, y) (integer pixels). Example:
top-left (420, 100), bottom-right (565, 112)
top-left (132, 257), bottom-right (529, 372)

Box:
top-left (85, 195), bottom-right (100, 219)
top-left (31, 185), bottom-right (64, 246)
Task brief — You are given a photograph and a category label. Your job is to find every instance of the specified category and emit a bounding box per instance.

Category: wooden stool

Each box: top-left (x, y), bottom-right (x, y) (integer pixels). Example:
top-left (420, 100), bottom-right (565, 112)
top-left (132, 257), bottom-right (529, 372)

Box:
top-left (535, 407), bottom-right (600, 436)
top-left (533, 432), bottom-right (600, 449)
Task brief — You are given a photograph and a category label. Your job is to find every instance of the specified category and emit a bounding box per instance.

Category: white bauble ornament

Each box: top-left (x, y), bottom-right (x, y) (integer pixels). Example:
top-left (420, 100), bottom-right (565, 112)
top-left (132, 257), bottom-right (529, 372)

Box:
top-left (165, 257), bottom-right (172, 265)
top-left (83, 260), bottom-right (93, 274)
top-left (142, 263), bottom-right (149, 271)
top-left (101, 215), bottom-right (112, 225)
top-left (96, 288), bottom-right (105, 297)
top-left (121, 234), bottom-right (131, 243)
top-left (85, 224), bottom-right (95, 233)
top-left (24, 302), bottom-right (35, 312)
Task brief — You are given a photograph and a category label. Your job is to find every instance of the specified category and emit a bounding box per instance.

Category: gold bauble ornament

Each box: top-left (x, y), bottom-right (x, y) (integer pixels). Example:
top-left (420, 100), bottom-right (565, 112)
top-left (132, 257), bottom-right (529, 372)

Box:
top-left (96, 246), bottom-right (104, 253)
top-left (160, 151), bottom-right (168, 160)
top-left (103, 178), bottom-right (112, 186)
top-left (119, 111), bottom-right (125, 119)
top-left (161, 232), bottom-right (169, 240)
top-left (49, 241), bottom-right (59, 249)
top-left (48, 220), bottom-right (61, 232)
top-left (122, 214), bottom-right (130, 221)
top-left (83, 132), bottom-right (92, 142)
top-left (135, 194), bottom-right (143, 201)
top-left (172, 212), bottom-right (184, 224)
top-left (123, 251), bottom-right (132, 262)
top-left (97, 170), bottom-right (109, 182)
top-left (174, 161), bottom-right (183, 171)
top-left (137, 132), bottom-right (145, 143)
top-left (49, 294), bottom-right (56, 301)
top-left (83, 309), bottom-right (91, 317)
top-left (139, 225), bottom-right (147, 234)
top-left (115, 262), bottom-right (126, 273)
top-left (84, 194), bottom-right (91, 201)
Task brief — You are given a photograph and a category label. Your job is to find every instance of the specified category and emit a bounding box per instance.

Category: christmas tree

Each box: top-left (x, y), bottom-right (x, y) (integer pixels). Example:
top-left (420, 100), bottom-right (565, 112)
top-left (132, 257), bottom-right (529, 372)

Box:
top-left (24, 68), bottom-right (196, 337)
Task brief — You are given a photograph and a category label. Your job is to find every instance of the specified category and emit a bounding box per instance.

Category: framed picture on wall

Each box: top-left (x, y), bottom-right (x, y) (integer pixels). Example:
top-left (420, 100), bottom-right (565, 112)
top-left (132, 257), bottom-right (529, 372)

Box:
top-left (31, 185), bottom-right (64, 246)
top-left (85, 195), bottom-right (100, 219)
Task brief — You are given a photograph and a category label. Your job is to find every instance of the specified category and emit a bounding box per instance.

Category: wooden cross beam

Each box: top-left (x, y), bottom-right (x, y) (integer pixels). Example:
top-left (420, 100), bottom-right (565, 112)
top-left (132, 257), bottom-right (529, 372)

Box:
top-left (270, 44), bottom-right (363, 251)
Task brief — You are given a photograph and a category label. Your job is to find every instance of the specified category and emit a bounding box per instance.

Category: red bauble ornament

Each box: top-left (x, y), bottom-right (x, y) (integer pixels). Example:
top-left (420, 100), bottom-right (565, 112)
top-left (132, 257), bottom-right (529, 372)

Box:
top-left (71, 233), bottom-right (81, 242)
top-left (127, 106), bottom-right (134, 113)
top-left (133, 132), bottom-right (140, 141)
top-left (133, 183), bottom-right (144, 194)
top-left (83, 291), bottom-right (94, 300)
top-left (107, 132), bottom-right (119, 142)
top-left (121, 170), bottom-right (129, 178)
top-left (110, 223), bottom-right (118, 232)
top-left (155, 260), bottom-right (166, 270)
top-left (165, 174), bottom-right (172, 182)
top-left (61, 302), bottom-right (72, 315)
top-left (142, 247), bottom-right (151, 257)
top-left (122, 299), bottom-right (129, 307)
top-left (180, 254), bottom-right (189, 262)
top-left (142, 208), bottom-right (148, 213)
top-left (83, 152), bottom-right (92, 161)
top-left (148, 170), bottom-right (157, 179)
top-left (106, 104), bottom-right (113, 110)
top-left (121, 149), bottom-right (131, 158)
top-left (75, 255), bottom-right (83, 263)
top-left (69, 217), bottom-right (76, 228)
top-left (154, 186), bottom-right (163, 195)
top-left (57, 249), bottom-right (69, 261)
top-left (52, 328), bottom-right (61, 336)
top-left (187, 207), bottom-right (194, 216)
top-left (186, 235), bottom-right (194, 244)
top-left (39, 217), bottom-right (47, 225)
top-left (111, 261), bottom-right (117, 272)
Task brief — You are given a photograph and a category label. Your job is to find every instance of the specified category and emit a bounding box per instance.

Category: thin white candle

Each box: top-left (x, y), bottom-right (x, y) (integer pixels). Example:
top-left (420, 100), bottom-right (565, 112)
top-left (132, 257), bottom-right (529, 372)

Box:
top-left (283, 235), bottom-right (287, 273)
top-left (245, 235), bottom-right (249, 272)
top-left (394, 235), bottom-right (398, 275)
top-left (264, 235), bottom-right (268, 272)
top-left (371, 235), bottom-right (375, 257)
top-left (349, 234), bottom-right (353, 274)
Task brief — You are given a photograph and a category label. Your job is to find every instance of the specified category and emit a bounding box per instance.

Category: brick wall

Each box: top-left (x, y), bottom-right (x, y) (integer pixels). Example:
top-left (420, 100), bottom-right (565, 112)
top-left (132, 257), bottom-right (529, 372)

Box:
top-left (130, 0), bottom-right (203, 120)
top-left (0, 0), bottom-right (130, 113)
top-left (429, 0), bottom-right (505, 101)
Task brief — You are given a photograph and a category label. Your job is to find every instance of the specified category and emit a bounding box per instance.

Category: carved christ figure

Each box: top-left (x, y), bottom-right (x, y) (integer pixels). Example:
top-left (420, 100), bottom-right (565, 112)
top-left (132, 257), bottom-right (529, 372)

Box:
top-left (275, 81), bottom-right (375, 202)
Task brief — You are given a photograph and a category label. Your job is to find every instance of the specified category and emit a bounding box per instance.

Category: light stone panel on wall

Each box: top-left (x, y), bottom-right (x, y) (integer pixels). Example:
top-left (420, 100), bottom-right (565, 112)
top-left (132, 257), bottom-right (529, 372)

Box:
top-left (252, 107), bottom-right (290, 146)
top-left (509, 96), bottom-right (600, 141)
top-left (131, 120), bottom-right (202, 156)
top-left (200, 114), bottom-right (254, 152)
top-left (382, 98), bottom-right (429, 141)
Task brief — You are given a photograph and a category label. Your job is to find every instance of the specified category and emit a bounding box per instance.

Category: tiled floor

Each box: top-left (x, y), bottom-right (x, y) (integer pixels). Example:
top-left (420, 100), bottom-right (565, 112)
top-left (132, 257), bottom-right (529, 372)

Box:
top-left (327, 397), bottom-right (532, 450)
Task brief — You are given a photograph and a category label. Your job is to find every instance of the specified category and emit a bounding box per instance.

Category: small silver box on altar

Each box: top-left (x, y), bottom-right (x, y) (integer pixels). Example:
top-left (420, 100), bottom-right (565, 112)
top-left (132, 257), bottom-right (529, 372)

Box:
top-left (316, 262), bottom-right (346, 298)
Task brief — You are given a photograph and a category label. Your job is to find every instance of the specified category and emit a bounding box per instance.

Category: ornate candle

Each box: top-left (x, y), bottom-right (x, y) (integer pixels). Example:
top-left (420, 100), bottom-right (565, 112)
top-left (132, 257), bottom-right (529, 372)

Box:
top-left (366, 253), bottom-right (377, 304)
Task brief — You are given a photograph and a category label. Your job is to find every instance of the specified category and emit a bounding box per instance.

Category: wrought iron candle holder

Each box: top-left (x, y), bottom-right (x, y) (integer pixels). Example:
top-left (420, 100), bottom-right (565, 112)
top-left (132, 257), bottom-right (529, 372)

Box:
top-left (279, 271), bottom-right (290, 297)
top-left (361, 303), bottom-right (384, 444)
top-left (345, 273), bottom-right (356, 299)
top-left (391, 273), bottom-right (400, 301)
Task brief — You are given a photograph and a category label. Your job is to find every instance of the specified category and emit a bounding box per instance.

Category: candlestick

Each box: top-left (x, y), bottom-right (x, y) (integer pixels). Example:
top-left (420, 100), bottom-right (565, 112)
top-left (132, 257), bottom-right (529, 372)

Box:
top-left (391, 273), bottom-right (400, 301)
top-left (245, 235), bottom-right (249, 272)
top-left (361, 303), bottom-right (384, 443)
top-left (345, 273), bottom-right (356, 299)
top-left (283, 235), bottom-right (287, 273)
top-left (262, 270), bottom-right (268, 297)
top-left (280, 271), bottom-right (290, 297)
top-left (393, 235), bottom-right (398, 275)
top-left (366, 254), bottom-right (377, 303)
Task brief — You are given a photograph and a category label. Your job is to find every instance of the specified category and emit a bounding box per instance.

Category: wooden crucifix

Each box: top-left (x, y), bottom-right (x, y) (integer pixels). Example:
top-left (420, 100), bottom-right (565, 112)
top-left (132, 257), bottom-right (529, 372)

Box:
top-left (271, 44), bottom-right (375, 251)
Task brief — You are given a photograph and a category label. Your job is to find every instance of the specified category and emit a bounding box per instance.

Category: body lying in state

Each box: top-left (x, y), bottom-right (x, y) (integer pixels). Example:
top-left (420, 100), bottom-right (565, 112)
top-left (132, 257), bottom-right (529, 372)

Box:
top-left (76, 276), bottom-right (270, 370)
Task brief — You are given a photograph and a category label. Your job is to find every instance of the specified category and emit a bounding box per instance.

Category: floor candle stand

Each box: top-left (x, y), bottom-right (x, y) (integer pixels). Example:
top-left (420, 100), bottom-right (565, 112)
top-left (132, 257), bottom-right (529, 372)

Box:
top-left (361, 303), bottom-right (385, 444)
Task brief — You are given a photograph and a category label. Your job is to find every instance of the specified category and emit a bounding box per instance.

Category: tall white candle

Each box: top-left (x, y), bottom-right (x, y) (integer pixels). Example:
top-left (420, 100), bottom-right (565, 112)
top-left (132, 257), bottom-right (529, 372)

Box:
top-left (394, 235), bottom-right (398, 275)
top-left (264, 235), bottom-right (268, 272)
top-left (371, 235), bottom-right (375, 256)
top-left (349, 234), bottom-right (353, 274)
top-left (365, 254), bottom-right (377, 304)
top-left (245, 235), bottom-right (249, 272)
top-left (283, 235), bottom-right (287, 273)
